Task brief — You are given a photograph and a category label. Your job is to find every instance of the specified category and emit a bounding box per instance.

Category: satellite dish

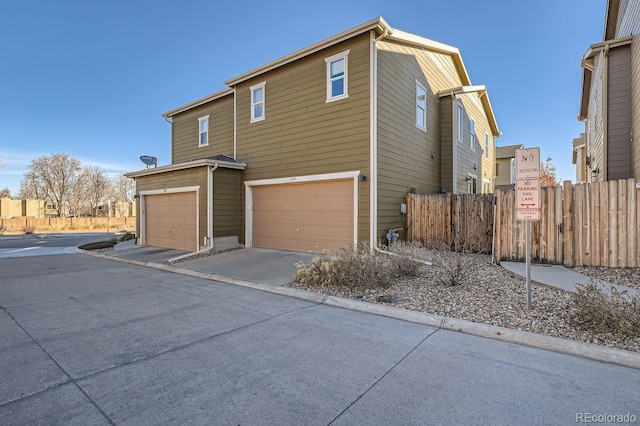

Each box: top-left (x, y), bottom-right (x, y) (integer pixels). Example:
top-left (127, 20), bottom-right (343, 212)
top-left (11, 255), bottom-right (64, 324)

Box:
top-left (140, 155), bottom-right (157, 169)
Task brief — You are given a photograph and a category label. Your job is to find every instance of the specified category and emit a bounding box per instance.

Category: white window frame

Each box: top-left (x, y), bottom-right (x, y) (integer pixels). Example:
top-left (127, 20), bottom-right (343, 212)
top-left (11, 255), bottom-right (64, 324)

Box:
top-left (250, 81), bottom-right (265, 123)
top-left (484, 132), bottom-right (490, 159)
top-left (456, 100), bottom-right (464, 142)
top-left (467, 173), bottom-right (477, 194)
top-left (483, 178), bottom-right (491, 194)
top-left (198, 115), bottom-right (209, 147)
top-left (415, 81), bottom-right (427, 131)
top-left (470, 118), bottom-right (476, 150)
top-left (325, 50), bottom-right (350, 102)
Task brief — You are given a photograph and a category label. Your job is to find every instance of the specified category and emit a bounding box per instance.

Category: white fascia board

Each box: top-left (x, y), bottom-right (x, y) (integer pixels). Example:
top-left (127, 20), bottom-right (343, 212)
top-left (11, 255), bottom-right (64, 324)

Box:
top-left (224, 17), bottom-right (390, 86)
top-left (162, 88), bottom-right (235, 118)
top-left (125, 159), bottom-right (246, 179)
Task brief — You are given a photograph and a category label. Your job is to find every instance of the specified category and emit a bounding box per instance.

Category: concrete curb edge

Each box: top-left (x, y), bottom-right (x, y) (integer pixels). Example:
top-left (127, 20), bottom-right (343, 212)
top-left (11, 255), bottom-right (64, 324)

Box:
top-left (83, 250), bottom-right (640, 370)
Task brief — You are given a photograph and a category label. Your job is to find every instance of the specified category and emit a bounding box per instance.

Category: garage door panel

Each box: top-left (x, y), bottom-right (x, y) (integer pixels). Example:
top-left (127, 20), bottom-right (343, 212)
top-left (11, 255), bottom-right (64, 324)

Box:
top-left (145, 192), bottom-right (197, 252)
top-left (252, 179), bottom-right (354, 253)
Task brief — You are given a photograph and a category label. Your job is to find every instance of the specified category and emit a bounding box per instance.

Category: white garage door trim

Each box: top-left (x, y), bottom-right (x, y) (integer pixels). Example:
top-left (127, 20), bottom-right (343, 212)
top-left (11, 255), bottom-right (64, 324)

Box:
top-left (244, 171), bottom-right (359, 249)
top-left (139, 186), bottom-right (200, 249)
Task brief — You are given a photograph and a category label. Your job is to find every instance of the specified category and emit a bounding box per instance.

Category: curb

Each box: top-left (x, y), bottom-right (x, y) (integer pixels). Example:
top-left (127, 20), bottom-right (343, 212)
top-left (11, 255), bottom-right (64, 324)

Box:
top-left (81, 249), bottom-right (640, 370)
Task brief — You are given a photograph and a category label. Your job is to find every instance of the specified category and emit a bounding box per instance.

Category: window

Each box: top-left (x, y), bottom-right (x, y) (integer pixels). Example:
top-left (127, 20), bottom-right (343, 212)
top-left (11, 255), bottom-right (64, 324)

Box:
top-left (484, 133), bottom-right (489, 159)
top-left (416, 81), bottom-right (427, 130)
top-left (470, 119), bottom-right (476, 150)
top-left (467, 175), bottom-right (477, 194)
top-left (456, 100), bottom-right (464, 141)
top-left (250, 82), bottom-right (265, 122)
top-left (483, 179), bottom-right (491, 194)
top-left (325, 50), bottom-right (349, 102)
top-left (198, 115), bottom-right (209, 146)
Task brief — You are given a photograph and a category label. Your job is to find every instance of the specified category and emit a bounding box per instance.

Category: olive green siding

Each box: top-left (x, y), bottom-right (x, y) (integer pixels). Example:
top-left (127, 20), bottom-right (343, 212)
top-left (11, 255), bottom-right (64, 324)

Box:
top-left (439, 96), bottom-right (454, 191)
top-left (455, 94), bottom-right (491, 194)
top-left (495, 158), bottom-right (514, 186)
top-left (212, 168), bottom-right (244, 240)
top-left (375, 39), bottom-right (496, 239)
top-left (135, 168), bottom-right (208, 246)
top-left (234, 34), bottom-right (371, 243)
top-left (171, 94), bottom-right (235, 164)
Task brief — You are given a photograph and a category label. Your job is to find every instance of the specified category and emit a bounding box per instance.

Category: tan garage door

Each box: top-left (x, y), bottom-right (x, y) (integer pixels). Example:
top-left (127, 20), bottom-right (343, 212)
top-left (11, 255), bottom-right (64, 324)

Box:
top-left (144, 192), bottom-right (197, 251)
top-left (252, 179), bottom-right (354, 253)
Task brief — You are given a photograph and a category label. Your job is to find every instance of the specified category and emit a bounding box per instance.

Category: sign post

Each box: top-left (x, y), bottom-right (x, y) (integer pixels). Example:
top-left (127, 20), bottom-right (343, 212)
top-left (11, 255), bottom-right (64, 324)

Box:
top-left (515, 147), bottom-right (540, 310)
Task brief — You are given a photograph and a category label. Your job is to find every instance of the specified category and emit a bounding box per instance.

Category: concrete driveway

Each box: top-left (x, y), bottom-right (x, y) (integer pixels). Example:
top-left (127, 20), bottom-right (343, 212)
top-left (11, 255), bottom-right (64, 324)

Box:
top-left (1, 253), bottom-right (638, 425)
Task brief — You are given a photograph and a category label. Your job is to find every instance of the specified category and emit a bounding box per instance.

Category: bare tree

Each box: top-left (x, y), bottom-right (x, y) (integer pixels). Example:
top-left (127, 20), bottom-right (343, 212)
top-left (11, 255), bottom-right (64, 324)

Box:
top-left (21, 154), bottom-right (82, 217)
top-left (112, 174), bottom-right (135, 217)
top-left (84, 166), bottom-right (110, 216)
top-left (0, 187), bottom-right (10, 198)
top-left (65, 166), bottom-right (91, 217)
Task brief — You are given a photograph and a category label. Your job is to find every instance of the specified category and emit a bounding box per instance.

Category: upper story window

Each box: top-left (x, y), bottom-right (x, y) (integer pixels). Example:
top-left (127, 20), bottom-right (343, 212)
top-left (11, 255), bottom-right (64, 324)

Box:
top-left (470, 119), bottom-right (476, 150)
top-left (325, 50), bottom-right (350, 102)
top-left (484, 133), bottom-right (489, 159)
top-left (250, 81), bottom-right (265, 122)
top-left (198, 115), bottom-right (209, 147)
top-left (416, 81), bottom-right (427, 131)
top-left (456, 100), bottom-right (464, 142)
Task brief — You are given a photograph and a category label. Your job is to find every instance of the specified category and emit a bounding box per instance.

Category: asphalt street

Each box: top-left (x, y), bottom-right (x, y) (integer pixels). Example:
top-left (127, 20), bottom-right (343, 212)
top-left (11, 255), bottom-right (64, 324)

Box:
top-left (0, 248), bottom-right (638, 425)
top-left (0, 233), bottom-right (117, 258)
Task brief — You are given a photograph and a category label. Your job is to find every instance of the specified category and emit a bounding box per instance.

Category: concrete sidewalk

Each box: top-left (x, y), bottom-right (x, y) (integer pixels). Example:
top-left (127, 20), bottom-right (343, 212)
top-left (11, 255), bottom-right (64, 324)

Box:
top-left (501, 261), bottom-right (637, 296)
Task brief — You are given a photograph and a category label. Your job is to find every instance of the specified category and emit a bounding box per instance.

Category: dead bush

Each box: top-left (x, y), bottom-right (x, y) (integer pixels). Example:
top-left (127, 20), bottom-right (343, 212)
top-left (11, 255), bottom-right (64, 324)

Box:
top-left (571, 281), bottom-right (640, 338)
top-left (295, 243), bottom-right (393, 290)
top-left (421, 237), bottom-right (477, 286)
top-left (387, 241), bottom-right (423, 277)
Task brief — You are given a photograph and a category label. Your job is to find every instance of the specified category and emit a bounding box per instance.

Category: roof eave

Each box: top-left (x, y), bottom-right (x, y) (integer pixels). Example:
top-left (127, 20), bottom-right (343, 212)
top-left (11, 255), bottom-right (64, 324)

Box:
top-left (224, 17), bottom-right (391, 87)
top-left (162, 88), bottom-right (235, 118)
top-left (125, 158), bottom-right (246, 179)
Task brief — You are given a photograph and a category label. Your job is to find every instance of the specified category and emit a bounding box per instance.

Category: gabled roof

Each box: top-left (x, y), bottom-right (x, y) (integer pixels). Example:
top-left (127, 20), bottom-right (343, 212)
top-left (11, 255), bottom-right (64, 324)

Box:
top-left (162, 88), bottom-right (234, 119)
top-left (163, 17), bottom-right (500, 137)
top-left (495, 144), bottom-right (524, 159)
top-left (604, 0), bottom-right (621, 40)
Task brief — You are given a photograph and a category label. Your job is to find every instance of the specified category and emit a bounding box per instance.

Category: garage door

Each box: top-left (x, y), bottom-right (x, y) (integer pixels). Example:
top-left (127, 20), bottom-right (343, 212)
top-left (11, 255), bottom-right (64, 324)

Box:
top-left (144, 192), bottom-right (197, 251)
top-left (252, 179), bottom-right (354, 253)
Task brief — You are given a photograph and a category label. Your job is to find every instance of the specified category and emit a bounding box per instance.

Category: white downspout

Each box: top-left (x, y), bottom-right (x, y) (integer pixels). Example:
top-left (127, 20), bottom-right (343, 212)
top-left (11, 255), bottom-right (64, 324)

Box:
top-left (208, 163), bottom-right (219, 249)
top-left (369, 28), bottom-right (388, 251)
top-left (233, 88), bottom-right (237, 160)
top-left (452, 94), bottom-right (458, 194)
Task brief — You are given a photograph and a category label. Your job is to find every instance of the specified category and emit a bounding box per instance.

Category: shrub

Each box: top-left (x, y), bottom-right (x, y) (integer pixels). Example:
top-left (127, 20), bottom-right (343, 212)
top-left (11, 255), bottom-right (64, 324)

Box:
top-left (119, 232), bottom-right (135, 242)
top-left (571, 281), bottom-right (640, 338)
top-left (421, 237), bottom-right (476, 286)
top-left (295, 242), bottom-right (393, 290)
top-left (23, 225), bottom-right (36, 234)
top-left (387, 241), bottom-right (423, 277)
top-left (78, 239), bottom-right (118, 251)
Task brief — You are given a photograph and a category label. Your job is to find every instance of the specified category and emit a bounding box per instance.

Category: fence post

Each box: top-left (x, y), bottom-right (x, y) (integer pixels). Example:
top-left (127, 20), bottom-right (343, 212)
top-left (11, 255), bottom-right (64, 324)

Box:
top-left (562, 181), bottom-right (574, 267)
top-left (493, 190), bottom-right (502, 264)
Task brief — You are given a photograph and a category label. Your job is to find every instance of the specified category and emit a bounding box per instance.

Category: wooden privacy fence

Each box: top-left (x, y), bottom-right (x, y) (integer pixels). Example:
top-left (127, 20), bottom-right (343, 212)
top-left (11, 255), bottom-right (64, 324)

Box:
top-left (0, 216), bottom-right (134, 233)
top-left (406, 178), bottom-right (640, 267)
top-left (405, 193), bottom-right (494, 253)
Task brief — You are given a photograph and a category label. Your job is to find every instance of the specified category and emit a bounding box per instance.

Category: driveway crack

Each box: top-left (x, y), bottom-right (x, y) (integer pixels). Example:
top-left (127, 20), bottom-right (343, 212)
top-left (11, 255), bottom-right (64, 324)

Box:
top-left (2, 309), bottom-right (117, 425)
top-left (327, 328), bottom-right (440, 426)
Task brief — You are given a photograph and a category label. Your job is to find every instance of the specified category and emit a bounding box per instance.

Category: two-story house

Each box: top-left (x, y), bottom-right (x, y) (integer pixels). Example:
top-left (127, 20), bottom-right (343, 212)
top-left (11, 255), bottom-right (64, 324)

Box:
top-left (126, 17), bottom-right (500, 254)
top-left (494, 144), bottom-right (523, 190)
top-left (576, 0), bottom-right (640, 182)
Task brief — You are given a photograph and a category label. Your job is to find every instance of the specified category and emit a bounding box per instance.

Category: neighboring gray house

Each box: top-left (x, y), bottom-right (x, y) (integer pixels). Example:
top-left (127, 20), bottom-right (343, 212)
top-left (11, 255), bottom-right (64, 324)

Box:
top-left (576, 0), bottom-right (640, 182)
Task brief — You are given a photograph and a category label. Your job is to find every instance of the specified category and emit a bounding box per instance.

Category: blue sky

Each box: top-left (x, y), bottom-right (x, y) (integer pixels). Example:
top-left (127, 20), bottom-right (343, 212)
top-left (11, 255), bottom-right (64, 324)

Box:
top-left (0, 0), bottom-right (605, 195)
